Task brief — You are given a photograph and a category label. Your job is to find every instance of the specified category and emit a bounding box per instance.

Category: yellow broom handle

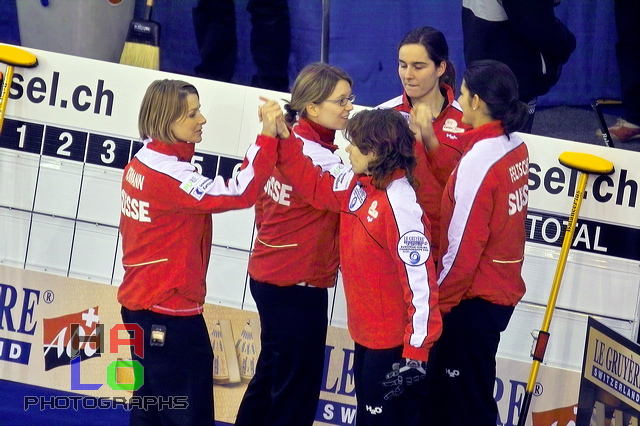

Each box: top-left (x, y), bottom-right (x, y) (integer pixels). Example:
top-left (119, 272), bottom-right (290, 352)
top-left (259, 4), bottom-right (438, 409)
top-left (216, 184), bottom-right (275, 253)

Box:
top-left (523, 171), bottom-right (588, 394)
top-left (541, 171), bottom-right (588, 333)
top-left (0, 65), bottom-right (15, 133)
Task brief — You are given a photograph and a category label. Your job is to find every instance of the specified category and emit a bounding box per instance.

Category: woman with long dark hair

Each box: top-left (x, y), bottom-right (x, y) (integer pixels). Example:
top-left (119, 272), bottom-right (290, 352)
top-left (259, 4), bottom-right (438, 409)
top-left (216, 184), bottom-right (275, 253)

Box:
top-left (427, 60), bottom-right (530, 426)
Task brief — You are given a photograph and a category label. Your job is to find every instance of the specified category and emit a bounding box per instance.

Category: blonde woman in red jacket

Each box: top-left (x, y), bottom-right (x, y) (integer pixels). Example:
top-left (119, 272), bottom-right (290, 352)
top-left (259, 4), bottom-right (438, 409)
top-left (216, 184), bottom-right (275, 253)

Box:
top-left (235, 63), bottom-right (354, 426)
top-left (427, 60), bottom-right (530, 426)
top-left (119, 79), bottom-right (283, 426)
top-left (270, 107), bottom-right (441, 426)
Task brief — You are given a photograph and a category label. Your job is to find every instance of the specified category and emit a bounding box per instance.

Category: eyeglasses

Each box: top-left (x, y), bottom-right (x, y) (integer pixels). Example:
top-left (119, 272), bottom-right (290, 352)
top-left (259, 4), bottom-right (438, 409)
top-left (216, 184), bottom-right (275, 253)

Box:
top-left (323, 94), bottom-right (356, 107)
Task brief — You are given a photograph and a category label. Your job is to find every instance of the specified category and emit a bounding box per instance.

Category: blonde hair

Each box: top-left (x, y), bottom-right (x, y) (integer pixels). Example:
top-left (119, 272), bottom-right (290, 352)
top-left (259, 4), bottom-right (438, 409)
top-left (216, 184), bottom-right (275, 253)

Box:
top-left (284, 63), bottom-right (353, 126)
top-left (138, 79), bottom-right (200, 144)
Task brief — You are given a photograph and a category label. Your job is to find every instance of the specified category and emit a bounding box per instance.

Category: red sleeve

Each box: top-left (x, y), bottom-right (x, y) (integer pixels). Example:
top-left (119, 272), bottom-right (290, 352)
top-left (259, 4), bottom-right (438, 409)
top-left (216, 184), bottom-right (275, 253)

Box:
top-left (276, 131), bottom-right (349, 212)
top-left (155, 134), bottom-right (279, 214)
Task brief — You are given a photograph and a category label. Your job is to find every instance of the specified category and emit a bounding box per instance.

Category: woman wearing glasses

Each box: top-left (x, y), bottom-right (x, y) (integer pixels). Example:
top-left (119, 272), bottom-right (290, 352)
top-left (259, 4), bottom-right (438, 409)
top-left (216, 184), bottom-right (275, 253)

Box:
top-left (378, 26), bottom-right (472, 266)
top-left (270, 107), bottom-right (441, 425)
top-left (235, 63), bottom-right (354, 426)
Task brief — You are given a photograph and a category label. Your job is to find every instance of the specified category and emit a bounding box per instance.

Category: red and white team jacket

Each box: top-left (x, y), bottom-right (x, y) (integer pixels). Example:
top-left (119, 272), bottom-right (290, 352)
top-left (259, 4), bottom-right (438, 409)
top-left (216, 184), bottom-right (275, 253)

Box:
top-left (249, 118), bottom-right (343, 288)
top-left (377, 84), bottom-right (472, 260)
top-left (118, 136), bottom-right (278, 316)
top-left (276, 135), bottom-right (442, 361)
top-left (438, 120), bottom-right (529, 315)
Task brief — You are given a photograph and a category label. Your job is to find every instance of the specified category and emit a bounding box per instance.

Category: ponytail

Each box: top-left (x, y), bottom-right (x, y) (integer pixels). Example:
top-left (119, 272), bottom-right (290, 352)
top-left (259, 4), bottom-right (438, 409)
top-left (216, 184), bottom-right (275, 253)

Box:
top-left (463, 60), bottom-right (529, 135)
top-left (441, 60), bottom-right (456, 92)
top-left (283, 102), bottom-right (298, 126)
top-left (502, 98), bottom-right (529, 134)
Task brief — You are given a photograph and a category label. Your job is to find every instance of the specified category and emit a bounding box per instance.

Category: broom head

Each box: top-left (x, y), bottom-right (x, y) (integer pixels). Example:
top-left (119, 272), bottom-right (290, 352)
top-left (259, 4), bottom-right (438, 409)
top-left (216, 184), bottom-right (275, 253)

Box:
top-left (119, 18), bottom-right (161, 70)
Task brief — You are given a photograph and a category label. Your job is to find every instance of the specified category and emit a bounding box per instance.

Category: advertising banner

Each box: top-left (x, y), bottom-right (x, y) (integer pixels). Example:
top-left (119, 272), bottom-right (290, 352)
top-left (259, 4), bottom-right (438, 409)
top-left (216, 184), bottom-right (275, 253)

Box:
top-left (576, 317), bottom-right (640, 425)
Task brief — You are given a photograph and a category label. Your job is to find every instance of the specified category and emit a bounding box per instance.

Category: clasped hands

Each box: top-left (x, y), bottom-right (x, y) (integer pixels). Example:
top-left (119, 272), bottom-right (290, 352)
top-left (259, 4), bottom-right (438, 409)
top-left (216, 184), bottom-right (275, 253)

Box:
top-left (259, 97), bottom-right (290, 139)
top-left (258, 97), bottom-right (439, 151)
top-left (409, 104), bottom-right (439, 153)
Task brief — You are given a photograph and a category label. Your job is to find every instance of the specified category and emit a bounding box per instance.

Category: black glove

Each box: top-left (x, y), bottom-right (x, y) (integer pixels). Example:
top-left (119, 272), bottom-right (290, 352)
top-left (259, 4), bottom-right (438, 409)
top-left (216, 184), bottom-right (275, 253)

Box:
top-left (380, 358), bottom-right (426, 400)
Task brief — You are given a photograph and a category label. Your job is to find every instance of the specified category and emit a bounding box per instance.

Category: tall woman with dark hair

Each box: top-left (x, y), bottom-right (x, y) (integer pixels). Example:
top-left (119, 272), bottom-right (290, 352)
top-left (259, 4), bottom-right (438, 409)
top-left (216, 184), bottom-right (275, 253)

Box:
top-left (235, 63), bottom-right (354, 426)
top-left (427, 60), bottom-right (530, 426)
top-left (378, 26), bottom-right (472, 264)
top-left (272, 108), bottom-right (442, 425)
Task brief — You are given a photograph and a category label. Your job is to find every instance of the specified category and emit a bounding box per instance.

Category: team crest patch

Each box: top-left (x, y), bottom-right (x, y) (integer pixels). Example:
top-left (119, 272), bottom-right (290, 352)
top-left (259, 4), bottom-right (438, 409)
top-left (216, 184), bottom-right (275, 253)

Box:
top-left (442, 118), bottom-right (465, 133)
top-left (349, 184), bottom-right (367, 211)
top-left (397, 231), bottom-right (430, 266)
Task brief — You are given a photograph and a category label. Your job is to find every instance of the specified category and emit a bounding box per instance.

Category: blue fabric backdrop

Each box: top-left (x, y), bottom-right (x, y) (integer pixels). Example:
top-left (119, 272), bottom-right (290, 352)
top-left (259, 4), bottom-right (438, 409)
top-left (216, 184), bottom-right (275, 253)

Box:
top-left (0, 0), bottom-right (622, 108)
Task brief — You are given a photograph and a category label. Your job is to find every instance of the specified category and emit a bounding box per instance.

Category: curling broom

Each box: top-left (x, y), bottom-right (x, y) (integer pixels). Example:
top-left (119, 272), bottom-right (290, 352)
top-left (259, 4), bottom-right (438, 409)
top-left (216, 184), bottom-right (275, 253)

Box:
top-left (517, 151), bottom-right (614, 426)
top-left (119, 0), bottom-right (160, 70)
top-left (592, 101), bottom-right (615, 148)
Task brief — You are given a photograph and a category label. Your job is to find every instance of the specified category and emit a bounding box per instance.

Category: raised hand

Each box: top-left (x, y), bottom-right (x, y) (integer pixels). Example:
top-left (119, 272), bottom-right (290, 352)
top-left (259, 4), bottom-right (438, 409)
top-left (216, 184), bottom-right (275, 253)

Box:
top-left (409, 104), bottom-right (439, 152)
top-left (258, 97), bottom-right (289, 139)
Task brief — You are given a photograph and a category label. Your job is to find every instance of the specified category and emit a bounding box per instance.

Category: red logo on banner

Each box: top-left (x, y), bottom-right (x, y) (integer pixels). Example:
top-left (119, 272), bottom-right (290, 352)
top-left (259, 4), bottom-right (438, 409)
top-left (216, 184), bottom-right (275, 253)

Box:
top-left (531, 404), bottom-right (577, 425)
top-left (42, 307), bottom-right (101, 371)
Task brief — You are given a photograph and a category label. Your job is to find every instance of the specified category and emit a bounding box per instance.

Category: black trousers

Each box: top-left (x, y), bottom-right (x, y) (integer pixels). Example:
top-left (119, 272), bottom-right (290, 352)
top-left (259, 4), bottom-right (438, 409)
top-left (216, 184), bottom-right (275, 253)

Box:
top-left (234, 278), bottom-right (328, 426)
top-left (615, 0), bottom-right (640, 125)
top-left (193, 0), bottom-right (290, 91)
top-left (425, 298), bottom-right (514, 426)
top-left (353, 343), bottom-right (427, 426)
top-left (120, 307), bottom-right (214, 426)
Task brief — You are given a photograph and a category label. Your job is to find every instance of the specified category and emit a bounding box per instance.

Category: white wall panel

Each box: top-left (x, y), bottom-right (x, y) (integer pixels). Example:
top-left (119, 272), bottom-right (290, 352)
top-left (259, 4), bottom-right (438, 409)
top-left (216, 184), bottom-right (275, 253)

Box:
top-left (498, 302), bottom-right (635, 371)
top-left (522, 244), bottom-right (640, 320)
top-left (205, 246), bottom-right (250, 309)
top-left (111, 236), bottom-right (124, 286)
top-left (33, 158), bottom-right (83, 218)
top-left (329, 273), bottom-right (348, 329)
top-left (0, 149), bottom-right (39, 210)
top-left (211, 208), bottom-right (256, 251)
top-left (68, 222), bottom-right (119, 283)
top-left (0, 207), bottom-right (31, 267)
top-left (76, 164), bottom-right (122, 226)
top-left (240, 275), bottom-right (257, 312)
top-left (24, 214), bottom-right (74, 275)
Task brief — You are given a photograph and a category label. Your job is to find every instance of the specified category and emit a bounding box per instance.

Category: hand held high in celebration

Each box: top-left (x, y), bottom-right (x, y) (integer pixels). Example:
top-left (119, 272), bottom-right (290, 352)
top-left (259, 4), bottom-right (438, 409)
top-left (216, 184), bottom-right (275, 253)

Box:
top-left (258, 97), bottom-right (290, 139)
top-left (409, 104), bottom-right (439, 152)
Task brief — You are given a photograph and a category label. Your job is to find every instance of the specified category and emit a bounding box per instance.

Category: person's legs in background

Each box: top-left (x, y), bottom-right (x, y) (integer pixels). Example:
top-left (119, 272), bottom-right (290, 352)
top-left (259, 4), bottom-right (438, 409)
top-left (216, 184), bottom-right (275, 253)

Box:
top-left (609, 0), bottom-right (640, 142)
top-left (519, 97), bottom-right (537, 134)
top-left (193, 0), bottom-right (237, 82)
top-left (247, 0), bottom-right (291, 92)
